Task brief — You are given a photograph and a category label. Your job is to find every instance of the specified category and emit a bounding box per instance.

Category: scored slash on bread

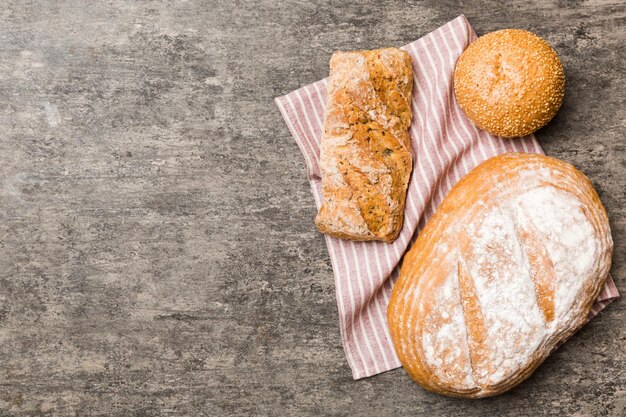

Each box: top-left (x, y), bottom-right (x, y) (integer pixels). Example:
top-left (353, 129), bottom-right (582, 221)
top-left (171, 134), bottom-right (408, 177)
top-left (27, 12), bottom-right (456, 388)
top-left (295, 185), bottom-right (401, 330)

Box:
top-left (456, 258), bottom-right (491, 390)
top-left (512, 210), bottom-right (556, 323)
top-left (315, 48), bottom-right (414, 243)
top-left (388, 153), bottom-right (613, 398)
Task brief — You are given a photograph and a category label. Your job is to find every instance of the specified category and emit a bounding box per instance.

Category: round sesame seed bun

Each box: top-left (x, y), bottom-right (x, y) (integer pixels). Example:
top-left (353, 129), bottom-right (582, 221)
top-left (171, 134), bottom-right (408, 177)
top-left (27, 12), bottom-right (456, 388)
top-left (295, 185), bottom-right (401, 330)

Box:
top-left (454, 29), bottom-right (565, 138)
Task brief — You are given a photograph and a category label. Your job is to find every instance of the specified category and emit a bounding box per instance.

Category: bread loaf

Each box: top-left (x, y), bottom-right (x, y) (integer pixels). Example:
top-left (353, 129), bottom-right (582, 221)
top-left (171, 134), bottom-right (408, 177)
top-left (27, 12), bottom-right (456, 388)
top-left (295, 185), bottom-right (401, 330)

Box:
top-left (388, 153), bottom-right (613, 397)
top-left (454, 29), bottom-right (565, 138)
top-left (315, 48), bottom-right (413, 243)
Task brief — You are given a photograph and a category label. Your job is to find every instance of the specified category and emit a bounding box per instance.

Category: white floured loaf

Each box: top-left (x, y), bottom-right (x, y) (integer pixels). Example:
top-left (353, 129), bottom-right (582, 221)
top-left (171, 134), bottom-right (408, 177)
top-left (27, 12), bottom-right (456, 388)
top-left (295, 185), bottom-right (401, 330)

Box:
top-left (388, 153), bottom-right (613, 398)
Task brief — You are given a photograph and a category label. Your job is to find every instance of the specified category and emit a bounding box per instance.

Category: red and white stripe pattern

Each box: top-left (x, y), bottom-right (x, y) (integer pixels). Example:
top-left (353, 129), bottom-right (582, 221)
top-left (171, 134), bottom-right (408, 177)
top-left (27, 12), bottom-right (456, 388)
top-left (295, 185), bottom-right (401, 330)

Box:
top-left (275, 15), bottom-right (619, 380)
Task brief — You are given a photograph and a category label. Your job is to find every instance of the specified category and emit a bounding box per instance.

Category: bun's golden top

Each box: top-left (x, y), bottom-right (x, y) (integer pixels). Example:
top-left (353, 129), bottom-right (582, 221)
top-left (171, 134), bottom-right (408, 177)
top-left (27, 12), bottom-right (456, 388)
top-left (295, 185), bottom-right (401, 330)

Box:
top-left (454, 29), bottom-right (565, 138)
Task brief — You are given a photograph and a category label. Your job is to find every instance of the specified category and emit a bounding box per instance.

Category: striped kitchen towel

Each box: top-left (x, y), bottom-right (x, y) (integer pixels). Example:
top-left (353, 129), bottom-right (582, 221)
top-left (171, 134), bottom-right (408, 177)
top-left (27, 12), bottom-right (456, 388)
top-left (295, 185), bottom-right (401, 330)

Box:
top-left (275, 14), bottom-right (619, 380)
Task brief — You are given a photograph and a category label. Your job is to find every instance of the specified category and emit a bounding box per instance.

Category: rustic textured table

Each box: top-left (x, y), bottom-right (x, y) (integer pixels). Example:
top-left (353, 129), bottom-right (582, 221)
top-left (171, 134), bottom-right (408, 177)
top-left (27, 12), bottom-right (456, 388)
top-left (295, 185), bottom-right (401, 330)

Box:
top-left (0, 1), bottom-right (624, 416)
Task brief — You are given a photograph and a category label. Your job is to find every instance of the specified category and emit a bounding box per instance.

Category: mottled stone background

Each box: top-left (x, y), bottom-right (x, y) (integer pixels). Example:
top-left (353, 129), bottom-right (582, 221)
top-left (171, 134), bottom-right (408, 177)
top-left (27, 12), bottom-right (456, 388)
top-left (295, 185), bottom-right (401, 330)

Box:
top-left (0, 1), bottom-right (624, 416)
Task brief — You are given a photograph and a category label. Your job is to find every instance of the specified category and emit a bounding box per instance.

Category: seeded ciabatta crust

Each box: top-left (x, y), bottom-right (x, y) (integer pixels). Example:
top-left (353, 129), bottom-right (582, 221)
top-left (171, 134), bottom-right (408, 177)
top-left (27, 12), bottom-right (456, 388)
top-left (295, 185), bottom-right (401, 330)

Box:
top-left (315, 48), bottom-right (413, 243)
top-left (388, 153), bottom-right (613, 398)
top-left (454, 29), bottom-right (565, 138)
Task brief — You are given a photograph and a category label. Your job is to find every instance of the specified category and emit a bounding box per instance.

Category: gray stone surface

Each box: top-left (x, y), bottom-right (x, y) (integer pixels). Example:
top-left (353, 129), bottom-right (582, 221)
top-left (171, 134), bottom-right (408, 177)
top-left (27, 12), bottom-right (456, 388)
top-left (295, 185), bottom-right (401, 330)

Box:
top-left (0, 1), bottom-right (624, 415)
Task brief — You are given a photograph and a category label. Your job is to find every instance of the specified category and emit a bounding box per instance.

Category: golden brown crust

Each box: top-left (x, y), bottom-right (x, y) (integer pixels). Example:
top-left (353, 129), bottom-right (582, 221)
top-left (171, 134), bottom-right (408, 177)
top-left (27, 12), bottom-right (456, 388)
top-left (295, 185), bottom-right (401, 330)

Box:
top-left (454, 29), bottom-right (565, 138)
top-left (388, 153), bottom-right (613, 398)
top-left (315, 48), bottom-right (413, 243)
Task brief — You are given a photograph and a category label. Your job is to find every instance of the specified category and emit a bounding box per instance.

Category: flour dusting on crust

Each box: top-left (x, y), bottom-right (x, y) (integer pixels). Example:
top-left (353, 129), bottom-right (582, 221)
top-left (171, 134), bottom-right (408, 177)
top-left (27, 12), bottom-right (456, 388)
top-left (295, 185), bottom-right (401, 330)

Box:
top-left (516, 187), bottom-right (598, 323)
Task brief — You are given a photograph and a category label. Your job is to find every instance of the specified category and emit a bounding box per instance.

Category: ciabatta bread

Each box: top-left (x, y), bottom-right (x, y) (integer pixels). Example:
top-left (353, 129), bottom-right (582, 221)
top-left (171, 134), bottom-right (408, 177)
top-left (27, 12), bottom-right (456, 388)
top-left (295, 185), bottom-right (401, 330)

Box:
top-left (388, 153), bottom-right (613, 398)
top-left (315, 48), bottom-right (413, 243)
